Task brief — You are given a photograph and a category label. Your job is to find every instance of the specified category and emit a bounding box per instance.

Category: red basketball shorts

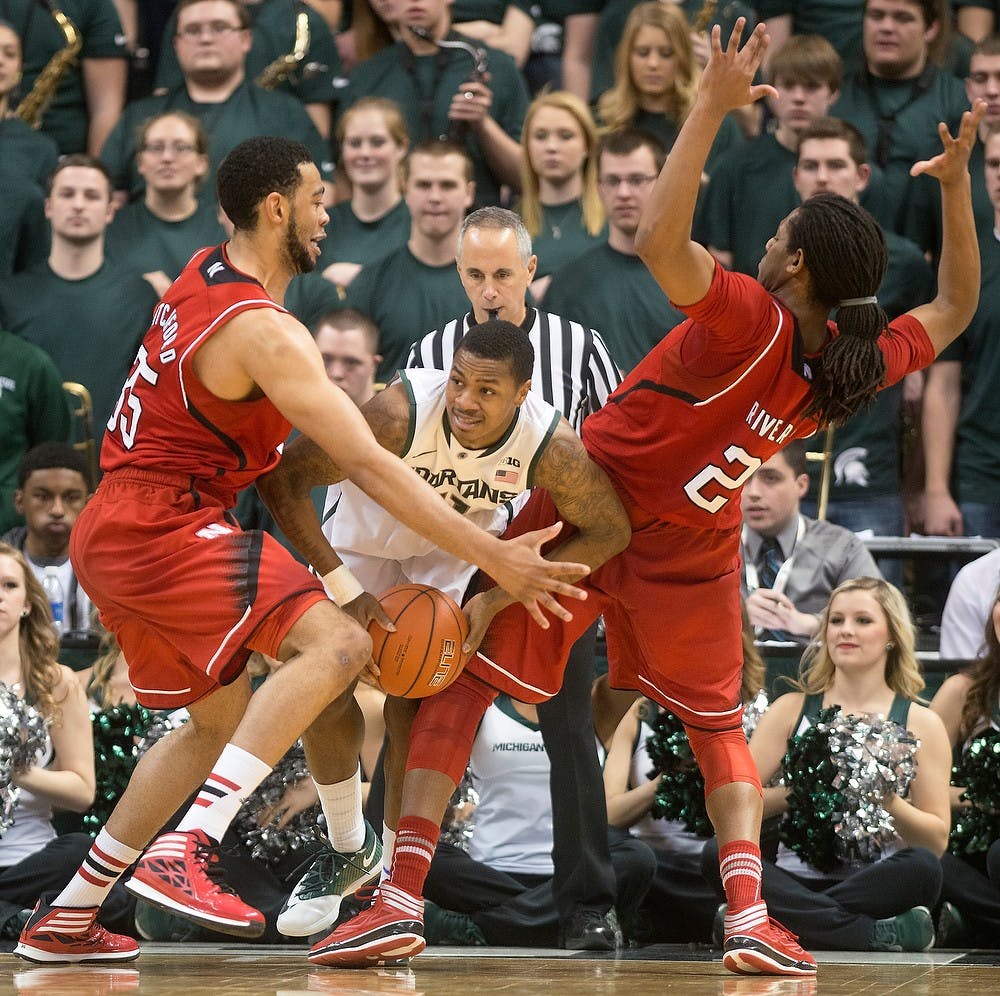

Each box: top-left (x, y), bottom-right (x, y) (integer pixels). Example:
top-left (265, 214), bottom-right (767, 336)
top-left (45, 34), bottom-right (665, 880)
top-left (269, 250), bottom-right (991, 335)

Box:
top-left (468, 489), bottom-right (746, 730)
top-left (71, 468), bottom-right (328, 709)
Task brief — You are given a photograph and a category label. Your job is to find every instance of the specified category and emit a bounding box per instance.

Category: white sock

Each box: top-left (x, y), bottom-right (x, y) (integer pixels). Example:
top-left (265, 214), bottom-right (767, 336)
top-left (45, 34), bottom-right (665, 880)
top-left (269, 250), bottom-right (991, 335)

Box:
top-left (315, 764), bottom-right (365, 852)
top-left (55, 829), bottom-right (143, 909)
top-left (381, 823), bottom-right (396, 881)
top-left (176, 743), bottom-right (271, 842)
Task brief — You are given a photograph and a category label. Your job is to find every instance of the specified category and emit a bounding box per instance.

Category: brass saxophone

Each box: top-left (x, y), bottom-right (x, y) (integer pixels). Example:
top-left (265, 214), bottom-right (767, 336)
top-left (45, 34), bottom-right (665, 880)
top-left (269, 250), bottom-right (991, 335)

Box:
top-left (256, 8), bottom-right (310, 89)
top-left (15, 0), bottom-right (83, 129)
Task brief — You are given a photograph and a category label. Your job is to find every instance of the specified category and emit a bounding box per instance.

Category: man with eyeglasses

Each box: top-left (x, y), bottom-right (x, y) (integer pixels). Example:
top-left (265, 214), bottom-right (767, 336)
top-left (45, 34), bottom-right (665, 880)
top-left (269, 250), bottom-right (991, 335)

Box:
top-left (904, 34), bottom-right (1000, 258)
top-left (544, 128), bottom-right (686, 372)
top-left (98, 0), bottom-right (332, 205)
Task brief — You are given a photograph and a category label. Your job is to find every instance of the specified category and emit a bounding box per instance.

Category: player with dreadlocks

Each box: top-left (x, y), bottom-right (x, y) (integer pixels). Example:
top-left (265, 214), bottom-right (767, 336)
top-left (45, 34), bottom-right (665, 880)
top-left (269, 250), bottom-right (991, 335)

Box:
top-left (309, 21), bottom-right (984, 979)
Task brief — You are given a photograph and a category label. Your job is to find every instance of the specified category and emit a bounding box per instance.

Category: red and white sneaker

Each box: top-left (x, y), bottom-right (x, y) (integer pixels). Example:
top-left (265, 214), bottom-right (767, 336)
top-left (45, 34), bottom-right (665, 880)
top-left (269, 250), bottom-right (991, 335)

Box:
top-left (14, 896), bottom-right (140, 964)
top-left (125, 830), bottom-right (264, 938)
top-left (723, 912), bottom-right (817, 977)
top-left (309, 883), bottom-right (425, 967)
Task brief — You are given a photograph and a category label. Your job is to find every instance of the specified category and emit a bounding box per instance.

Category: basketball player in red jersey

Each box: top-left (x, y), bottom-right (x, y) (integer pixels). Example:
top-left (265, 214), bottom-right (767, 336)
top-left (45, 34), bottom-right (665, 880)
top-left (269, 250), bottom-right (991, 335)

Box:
top-left (14, 136), bottom-right (592, 966)
top-left (315, 24), bottom-right (987, 976)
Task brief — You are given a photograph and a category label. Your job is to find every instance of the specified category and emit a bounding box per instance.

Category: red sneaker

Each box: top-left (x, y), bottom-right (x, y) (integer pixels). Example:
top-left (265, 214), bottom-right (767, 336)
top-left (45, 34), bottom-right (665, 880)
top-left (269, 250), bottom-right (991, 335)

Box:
top-left (125, 830), bottom-right (264, 938)
top-left (14, 896), bottom-right (139, 964)
top-left (723, 915), bottom-right (817, 976)
top-left (309, 883), bottom-right (425, 967)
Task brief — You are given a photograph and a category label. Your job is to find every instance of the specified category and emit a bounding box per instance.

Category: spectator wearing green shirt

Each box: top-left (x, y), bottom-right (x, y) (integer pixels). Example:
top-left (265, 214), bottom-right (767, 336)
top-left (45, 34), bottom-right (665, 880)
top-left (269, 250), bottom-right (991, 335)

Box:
top-left (544, 128), bottom-right (685, 374)
top-left (319, 96), bottom-right (411, 295)
top-left (698, 34), bottom-right (843, 276)
top-left (595, 3), bottom-right (744, 177)
top-left (346, 140), bottom-right (475, 381)
top-left (99, 0), bottom-right (332, 204)
top-left (921, 127), bottom-right (1000, 540)
top-left (0, 156), bottom-right (158, 438)
top-left (104, 110), bottom-right (226, 298)
top-left (451, 0), bottom-right (535, 68)
top-left (7, 0), bottom-right (128, 157)
top-left (792, 117), bottom-right (934, 544)
top-left (830, 0), bottom-right (969, 230)
top-left (335, 0), bottom-right (529, 207)
top-left (518, 89), bottom-right (606, 301)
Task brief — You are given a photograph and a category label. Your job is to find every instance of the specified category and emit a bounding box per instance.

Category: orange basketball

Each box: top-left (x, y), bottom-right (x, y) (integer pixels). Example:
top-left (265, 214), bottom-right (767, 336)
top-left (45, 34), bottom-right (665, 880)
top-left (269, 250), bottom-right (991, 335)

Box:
top-left (367, 584), bottom-right (470, 698)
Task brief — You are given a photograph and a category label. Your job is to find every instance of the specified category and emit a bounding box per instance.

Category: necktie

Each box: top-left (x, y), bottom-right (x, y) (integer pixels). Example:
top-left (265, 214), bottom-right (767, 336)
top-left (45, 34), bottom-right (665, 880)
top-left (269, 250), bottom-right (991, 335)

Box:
top-left (757, 537), bottom-right (790, 641)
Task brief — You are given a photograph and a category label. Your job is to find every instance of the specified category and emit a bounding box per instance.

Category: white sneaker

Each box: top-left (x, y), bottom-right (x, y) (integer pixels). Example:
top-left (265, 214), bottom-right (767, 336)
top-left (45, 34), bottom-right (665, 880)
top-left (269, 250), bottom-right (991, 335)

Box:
top-left (278, 823), bottom-right (382, 936)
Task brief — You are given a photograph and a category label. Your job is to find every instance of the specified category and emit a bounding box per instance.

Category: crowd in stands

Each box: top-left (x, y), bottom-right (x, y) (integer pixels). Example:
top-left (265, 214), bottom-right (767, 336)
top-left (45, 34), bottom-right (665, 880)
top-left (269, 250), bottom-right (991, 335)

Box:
top-left (3, 0), bottom-right (1000, 958)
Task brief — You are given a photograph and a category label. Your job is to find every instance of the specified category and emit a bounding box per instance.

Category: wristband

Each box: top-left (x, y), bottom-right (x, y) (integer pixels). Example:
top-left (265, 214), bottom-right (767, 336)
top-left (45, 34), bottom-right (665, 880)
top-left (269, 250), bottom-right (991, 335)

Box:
top-left (322, 565), bottom-right (364, 606)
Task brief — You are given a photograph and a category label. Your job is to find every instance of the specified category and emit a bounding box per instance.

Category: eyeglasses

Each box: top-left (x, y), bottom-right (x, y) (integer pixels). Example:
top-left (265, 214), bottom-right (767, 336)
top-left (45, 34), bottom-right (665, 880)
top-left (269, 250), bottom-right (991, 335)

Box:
top-left (176, 21), bottom-right (244, 40)
top-left (598, 174), bottom-right (657, 190)
top-left (141, 141), bottom-right (198, 156)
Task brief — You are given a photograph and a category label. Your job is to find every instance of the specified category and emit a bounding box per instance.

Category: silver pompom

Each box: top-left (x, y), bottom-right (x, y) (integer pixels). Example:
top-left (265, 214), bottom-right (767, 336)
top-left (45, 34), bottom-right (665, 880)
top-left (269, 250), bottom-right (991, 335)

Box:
top-left (0, 682), bottom-right (51, 837)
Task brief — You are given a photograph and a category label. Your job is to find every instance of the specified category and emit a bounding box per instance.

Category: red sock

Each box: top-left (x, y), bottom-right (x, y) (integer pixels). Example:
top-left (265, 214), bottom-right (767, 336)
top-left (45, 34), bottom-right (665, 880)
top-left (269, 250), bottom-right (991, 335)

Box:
top-left (719, 839), bottom-right (763, 913)
top-left (388, 816), bottom-right (439, 898)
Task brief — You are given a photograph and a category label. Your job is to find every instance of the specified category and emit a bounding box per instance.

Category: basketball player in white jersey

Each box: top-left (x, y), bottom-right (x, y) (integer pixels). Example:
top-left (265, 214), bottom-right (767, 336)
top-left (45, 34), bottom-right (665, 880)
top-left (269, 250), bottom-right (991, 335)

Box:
top-left (256, 319), bottom-right (631, 939)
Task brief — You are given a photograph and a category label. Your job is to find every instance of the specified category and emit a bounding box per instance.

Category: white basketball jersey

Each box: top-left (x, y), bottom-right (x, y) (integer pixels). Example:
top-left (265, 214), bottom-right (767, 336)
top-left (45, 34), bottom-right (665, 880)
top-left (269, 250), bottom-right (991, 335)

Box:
top-left (323, 368), bottom-right (561, 602)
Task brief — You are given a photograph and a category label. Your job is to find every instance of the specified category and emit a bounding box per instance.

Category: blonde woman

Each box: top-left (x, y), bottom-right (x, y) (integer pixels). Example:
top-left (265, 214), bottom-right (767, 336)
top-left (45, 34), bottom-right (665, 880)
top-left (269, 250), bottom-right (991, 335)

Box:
top-left (0, 543), bottom-right (132, 945)
top-left (323, 97), bottom-right (411, 293)
top-left (518, 90), bottom-right (606, 300)
top-left (703, 577), bottom-right (951, 953)
top-left (595, 2), bottom-right (742, 172)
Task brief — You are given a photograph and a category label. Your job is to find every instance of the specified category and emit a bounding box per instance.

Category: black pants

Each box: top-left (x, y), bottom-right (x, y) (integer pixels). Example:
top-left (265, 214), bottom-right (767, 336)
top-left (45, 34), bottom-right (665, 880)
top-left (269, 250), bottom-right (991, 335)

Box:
top-left (0, 833), bottom-right (137, 937)
top-left (701, 838), bottom-right (943, 950)
top-left (536, 620), bottom-right (617, 923)
top-left (939, 842), bottom-right (1000, 946)
top-left (423, 827), bottom-right (655, 946)
top-left (638, 847), bottom-right (720, 944)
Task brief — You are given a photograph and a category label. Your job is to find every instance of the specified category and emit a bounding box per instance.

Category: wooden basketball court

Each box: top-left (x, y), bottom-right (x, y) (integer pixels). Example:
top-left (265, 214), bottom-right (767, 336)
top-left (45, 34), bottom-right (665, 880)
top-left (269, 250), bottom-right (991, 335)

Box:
top-left (3, 941), bottom-right (998, 995)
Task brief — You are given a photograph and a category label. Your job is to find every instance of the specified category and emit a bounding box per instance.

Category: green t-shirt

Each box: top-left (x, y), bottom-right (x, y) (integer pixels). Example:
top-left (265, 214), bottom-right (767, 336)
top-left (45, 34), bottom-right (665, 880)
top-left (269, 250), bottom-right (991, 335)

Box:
top-left (452, 1), bottom-right (534, 22)
top-left (345, 246), bottom-right (470, 380)
top-left (99, 82), bottom-right (333, 201)
top-left (155, 0), bottom-right (344, 106)
top-left (630, 107), bottom-right (744, 174)
top-left (528, 198), bottom-right (606, 278)
top-left (937, 232), bottom-right (1000, 504)
top-left (0, 329), bottom-right (71, 533)
top-left (0, 117), bottom-right (60, 189)
top-left (284, 271), bottom-right (348, 330)
top-left (104, 201), bottom-right (227, 281)
top-left (755, 0), bottom-right (865, 75)
top-left (803, 230), bottom-right (935, 503)
top-left (10, 0), bottom-right (128, 154)
top-left (318, 199), bottom-right (411, 270)
top-left (0, 173), bottom-right (48, 277)
top-left (0, 260), bottom-right (159, 433)
top-left (591, 0), bottom-right (756, 103)
top-left (831, 66), bottom-right (969, 230)
top-left (338, 40), bottom-right (529, 207)
top-left (543, 242), bottom-right (686, 374)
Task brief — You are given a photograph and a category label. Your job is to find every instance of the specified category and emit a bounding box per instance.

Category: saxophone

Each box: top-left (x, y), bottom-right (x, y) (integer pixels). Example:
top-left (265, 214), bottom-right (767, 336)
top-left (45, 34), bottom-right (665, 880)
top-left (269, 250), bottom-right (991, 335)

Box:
top-left (256, 8), bottom-right (310, 89)
top-left (15, 1), bottom-right (82, 129)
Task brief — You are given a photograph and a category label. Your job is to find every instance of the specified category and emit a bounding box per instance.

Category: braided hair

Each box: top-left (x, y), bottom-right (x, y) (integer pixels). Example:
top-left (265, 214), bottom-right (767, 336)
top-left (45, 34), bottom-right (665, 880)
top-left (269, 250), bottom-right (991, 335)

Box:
top-left (787, 193), bottom-right (889, 426)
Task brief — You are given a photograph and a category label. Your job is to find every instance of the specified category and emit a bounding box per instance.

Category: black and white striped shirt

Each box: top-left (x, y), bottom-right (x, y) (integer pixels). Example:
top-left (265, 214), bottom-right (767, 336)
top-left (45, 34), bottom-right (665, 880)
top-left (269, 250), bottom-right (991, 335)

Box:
top-left (406, 309), bottom-right (622, 433)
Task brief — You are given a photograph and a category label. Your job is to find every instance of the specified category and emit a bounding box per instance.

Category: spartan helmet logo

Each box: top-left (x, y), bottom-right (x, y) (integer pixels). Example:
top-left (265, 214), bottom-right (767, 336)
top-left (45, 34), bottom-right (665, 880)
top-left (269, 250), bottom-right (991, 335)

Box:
top-left (834, 447), bottom-right (870, 488)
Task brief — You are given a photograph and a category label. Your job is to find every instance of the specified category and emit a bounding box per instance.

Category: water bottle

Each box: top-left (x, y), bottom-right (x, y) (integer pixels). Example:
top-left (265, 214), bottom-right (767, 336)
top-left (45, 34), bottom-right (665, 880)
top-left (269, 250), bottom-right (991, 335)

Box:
top-left (41, 567), bottom-right (65, 635)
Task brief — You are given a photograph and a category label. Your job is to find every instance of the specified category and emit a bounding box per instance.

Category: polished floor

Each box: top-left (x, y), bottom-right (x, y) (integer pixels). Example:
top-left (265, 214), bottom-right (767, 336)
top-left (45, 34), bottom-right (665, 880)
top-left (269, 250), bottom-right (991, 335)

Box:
top-left (2, 942), bottom-right (998, 995)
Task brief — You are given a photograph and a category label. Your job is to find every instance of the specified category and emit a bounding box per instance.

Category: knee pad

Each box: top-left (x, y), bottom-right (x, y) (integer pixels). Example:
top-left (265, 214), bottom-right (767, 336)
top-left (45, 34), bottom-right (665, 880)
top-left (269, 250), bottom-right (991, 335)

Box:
top-left (406, 675), bottom-right (497, 784)
top-left (684, 721), bottom-right (761, 798)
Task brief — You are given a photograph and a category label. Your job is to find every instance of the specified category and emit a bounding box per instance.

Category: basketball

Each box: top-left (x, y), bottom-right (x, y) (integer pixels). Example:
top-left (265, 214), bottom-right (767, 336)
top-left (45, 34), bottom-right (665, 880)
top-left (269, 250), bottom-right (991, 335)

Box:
top-left (367, 584), bottom-right (470, 698)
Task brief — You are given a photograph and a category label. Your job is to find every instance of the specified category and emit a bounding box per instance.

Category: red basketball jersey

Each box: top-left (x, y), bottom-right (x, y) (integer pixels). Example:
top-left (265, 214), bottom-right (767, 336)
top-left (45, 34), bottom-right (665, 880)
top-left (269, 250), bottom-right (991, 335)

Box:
top-left (101, 244), bottom-right (292, 508)
top-left (583, 264), bottom-right (935, 531)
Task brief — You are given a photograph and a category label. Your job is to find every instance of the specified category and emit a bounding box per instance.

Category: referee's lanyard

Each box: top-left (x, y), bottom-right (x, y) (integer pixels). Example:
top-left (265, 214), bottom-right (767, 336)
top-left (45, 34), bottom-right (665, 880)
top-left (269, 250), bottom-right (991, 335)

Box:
top-left (742, 515), bottom-right (807, 596)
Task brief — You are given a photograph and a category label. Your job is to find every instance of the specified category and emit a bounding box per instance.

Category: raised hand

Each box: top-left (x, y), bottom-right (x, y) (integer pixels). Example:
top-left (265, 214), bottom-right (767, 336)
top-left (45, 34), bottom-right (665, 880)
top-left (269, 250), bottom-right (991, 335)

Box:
top-left (698, 19), bottom-right (777, 113)
top-left (911, 99), bottom-right (987, 181)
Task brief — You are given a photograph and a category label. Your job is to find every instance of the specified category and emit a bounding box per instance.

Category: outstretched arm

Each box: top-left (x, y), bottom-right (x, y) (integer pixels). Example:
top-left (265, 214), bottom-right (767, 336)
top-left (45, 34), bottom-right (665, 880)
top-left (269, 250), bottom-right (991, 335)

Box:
top-left (635, 20), bottom-right (775, 307)
top-left (907, 101), bottom-right (986, 354)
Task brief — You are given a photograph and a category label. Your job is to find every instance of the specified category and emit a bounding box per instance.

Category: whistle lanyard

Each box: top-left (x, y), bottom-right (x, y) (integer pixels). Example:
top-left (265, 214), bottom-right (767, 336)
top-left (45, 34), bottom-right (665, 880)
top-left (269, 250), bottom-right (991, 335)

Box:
top-left (742, 515), bottom-right (807, 596)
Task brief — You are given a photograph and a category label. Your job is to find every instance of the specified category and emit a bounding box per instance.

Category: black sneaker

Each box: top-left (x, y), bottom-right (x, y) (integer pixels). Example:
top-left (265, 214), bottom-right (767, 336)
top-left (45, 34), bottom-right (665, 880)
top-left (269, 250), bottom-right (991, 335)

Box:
top-left (559, 909), bottom-right (618, 951)
top-left (935, 902), bottom-right (967, 949)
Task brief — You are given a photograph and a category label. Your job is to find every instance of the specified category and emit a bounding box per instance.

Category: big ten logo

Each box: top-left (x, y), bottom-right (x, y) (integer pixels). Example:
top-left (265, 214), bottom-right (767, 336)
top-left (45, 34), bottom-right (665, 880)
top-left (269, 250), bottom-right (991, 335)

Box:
top-left (152, 302), bottom-right (180, 365)
top-left (429, 638), bottom-right (458, 686)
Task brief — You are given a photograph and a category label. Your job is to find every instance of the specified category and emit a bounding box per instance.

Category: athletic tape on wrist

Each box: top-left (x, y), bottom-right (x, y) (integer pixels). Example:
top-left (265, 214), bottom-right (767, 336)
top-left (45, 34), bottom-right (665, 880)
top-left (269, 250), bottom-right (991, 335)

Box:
top-left (323, 565), bottom-right (364, 606)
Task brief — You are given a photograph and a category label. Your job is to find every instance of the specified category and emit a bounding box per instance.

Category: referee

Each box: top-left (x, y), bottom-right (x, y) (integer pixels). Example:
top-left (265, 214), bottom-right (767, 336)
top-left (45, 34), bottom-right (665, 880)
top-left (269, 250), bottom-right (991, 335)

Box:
top-left (406, 206), bottom-right (624, 950)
